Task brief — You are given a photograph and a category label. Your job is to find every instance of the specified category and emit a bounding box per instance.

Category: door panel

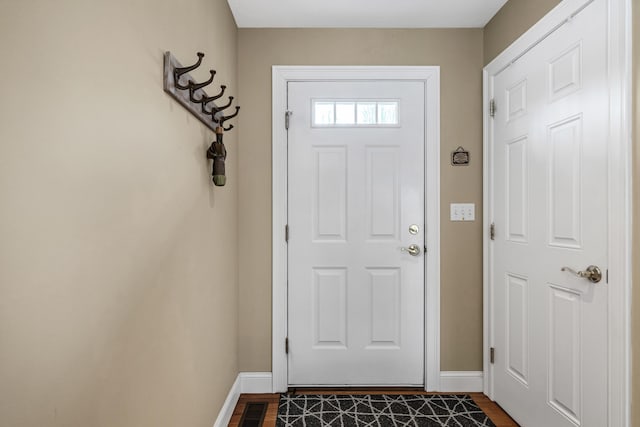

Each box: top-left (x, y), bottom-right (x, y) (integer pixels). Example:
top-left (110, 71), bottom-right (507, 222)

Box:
top-left (505, 273), bottom-right (528, 385)
top-left (312, 268), bottom-right (347, 348)
top-left (366, 147), bottom-right (400, 240)
top-left (548, 116), bottom-right (582, 248)
top-left (506, 136), bottom-right (528, 242)
top-left (490, 0), bottom-right (608, 425)
top-left (548, 285), bottom-right (581, 424)
top-left (288, 81), bottom-right (425, 386)
top-left (313, 147), bottom-right (347, 240)
top-left (367, 268), bottom-right (401, 347)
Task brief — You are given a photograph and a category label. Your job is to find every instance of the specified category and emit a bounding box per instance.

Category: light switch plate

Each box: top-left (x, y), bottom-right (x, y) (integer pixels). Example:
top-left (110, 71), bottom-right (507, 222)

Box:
top-left (450, 203), bottom-right (475, 221)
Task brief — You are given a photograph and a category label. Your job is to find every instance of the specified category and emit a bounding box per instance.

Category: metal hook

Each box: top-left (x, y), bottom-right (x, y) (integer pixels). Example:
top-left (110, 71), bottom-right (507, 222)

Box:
top-left (223, 124), bottom-right (234, 132)
top-left (173, 52), bottom-right (204, 90)
top-left (219, 106), bottom-right (240, 126)
top-left (201, 85), bottom-right (227, 113)
top-left (210, 96), bottom-right (234, 122)
top-left (188, 70), bottom-right (216, 103)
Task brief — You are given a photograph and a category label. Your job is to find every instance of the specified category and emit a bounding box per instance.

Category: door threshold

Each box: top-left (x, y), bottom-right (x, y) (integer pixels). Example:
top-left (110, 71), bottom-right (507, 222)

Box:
top-left (287, 386), bottom-right (430, 395)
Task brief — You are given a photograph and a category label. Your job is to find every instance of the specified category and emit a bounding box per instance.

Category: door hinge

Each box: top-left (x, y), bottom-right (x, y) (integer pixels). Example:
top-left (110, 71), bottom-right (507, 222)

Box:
top-left (489, 99), bottom-right (496, 118)
top-left (490, 223), bottom-right (495, 240)
top-left (285, 224), bottom-right (289, 243)
top-left (285, 337), bottom-right (289, 354)
top-left (285, 110), bottom-right (293, 130)
top-left (490, 347), bottom-right (495, 364)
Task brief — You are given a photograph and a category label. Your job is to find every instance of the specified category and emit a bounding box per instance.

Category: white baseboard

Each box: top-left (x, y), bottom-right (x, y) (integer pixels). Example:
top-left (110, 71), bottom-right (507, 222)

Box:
top-left (213, 375), bottom-right (240, 427)
top-left (439, 371), bottom-right (484, 392)
top-left (213, 372), bottom-right (273, 427)
top-left (239, 372), bottom-right (273, 393)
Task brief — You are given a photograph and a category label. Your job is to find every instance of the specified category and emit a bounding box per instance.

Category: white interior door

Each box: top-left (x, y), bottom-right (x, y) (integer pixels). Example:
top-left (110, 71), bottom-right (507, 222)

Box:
top-left (490, 0), bottom-right (608, 425)
top-left (287, 81), bottom-right (425, 386)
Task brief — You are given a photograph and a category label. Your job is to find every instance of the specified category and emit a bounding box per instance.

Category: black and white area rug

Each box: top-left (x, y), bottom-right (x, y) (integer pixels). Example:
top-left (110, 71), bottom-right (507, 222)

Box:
top-left (276, 394), bottom-right (496, 427)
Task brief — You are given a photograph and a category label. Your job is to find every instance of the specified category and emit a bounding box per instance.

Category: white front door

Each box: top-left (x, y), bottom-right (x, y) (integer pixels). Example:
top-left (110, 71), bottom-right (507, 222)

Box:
top-left (490, 0), bottom-right (608, 425)
top-left (287, 81), bottom-right (425, 386)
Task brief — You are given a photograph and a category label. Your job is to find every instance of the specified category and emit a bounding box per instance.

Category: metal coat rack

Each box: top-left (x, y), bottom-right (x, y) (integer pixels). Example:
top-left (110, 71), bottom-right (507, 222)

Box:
top-left (163, 51), bottom-right (239, 186)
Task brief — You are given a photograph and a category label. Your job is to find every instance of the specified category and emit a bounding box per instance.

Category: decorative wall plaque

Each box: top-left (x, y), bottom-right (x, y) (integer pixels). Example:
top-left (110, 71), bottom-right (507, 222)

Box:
top-left (451, 146), bottom-right (470, 166)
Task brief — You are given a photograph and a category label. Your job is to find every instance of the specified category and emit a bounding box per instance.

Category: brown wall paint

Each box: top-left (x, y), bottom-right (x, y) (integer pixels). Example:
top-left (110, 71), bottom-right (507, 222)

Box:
top-left (483, 0), bottom-right (563, 65)
top-left (237, 28), bottom-right (485, 372)
top-left (0, 1), bottom-right (238, 426)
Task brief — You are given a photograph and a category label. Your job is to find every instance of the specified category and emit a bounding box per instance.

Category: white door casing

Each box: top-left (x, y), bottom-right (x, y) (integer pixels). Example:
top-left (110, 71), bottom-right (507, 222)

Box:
top-left (272, 66), bottom-right (441, 392)
top-left (287, 81), bottom-right (425, 385)
top-left (483, 0), bottom-right (631, 426)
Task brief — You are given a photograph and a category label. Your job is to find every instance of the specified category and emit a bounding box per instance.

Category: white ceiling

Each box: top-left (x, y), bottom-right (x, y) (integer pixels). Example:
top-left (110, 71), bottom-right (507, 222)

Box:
top-left (226, 0), bottom-right (509, 28)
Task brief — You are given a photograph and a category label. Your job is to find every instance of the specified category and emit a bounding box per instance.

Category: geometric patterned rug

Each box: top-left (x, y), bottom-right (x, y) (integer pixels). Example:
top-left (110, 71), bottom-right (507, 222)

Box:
top-left (276, 394), bottom-right (496, 427)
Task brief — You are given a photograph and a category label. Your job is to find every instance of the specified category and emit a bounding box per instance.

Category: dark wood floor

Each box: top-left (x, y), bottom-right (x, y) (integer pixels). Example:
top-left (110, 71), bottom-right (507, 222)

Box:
top-left (229, 389), bottom-right (519, 427)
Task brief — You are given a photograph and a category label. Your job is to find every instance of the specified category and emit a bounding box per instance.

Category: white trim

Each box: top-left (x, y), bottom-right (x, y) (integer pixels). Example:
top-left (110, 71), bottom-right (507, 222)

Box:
top-left (439, 371), bottom-right (484, 393)
top-left (212, 376), bottom-right (240, 427)
top-left (482, 0), bottom-right (632, 425)
top-left (239, 372), bottom-right (274, 394)
top-left (482, 68), bottom-right (493, 398)
top-left (272, 66), bottom-right (441, 393)
top-left (212, 373), bottom-right (274, 427)
top-left (604, 0), bottom-right (633, 425)
top-left (272, 66), bottom-right (288, 393)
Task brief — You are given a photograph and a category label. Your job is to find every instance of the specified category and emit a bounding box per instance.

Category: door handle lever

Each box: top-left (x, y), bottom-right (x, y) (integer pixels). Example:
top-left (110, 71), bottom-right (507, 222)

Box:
top-left (401, 244), bottom-right (421, 256)
top-left (561, 265), bottom-right (602, 283)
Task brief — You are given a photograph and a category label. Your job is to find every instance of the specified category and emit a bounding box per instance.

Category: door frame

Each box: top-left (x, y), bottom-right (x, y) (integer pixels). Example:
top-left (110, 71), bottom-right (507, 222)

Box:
top-left (482, 0), bottom-right (632, 425)
top-left (272, 66), bottom-right (441, 392)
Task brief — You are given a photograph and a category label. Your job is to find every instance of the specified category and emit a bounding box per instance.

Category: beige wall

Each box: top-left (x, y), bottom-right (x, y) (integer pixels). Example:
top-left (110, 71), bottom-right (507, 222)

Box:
top-left (237, 29), bottom-right (485, 372)
top-left (0, 1), bottom-right (238, 426)
top-left (483, 0), bottom-right (562, 65)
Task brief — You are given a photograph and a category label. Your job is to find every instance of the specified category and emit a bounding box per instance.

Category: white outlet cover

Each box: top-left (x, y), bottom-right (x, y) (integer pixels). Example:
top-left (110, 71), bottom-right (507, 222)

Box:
top-left (450, 203), bottom-right (475, 221)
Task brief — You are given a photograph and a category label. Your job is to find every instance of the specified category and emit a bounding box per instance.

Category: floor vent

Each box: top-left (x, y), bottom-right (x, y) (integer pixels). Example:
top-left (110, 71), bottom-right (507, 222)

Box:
top-left (239, 402), bottom-right (268, 427)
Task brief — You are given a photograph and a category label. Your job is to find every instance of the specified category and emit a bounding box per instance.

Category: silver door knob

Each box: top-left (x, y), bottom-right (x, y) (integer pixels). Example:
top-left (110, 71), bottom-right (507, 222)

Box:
top-left (401, 244), bottom-right (421, 256)
top-left (561, 265), bottom-right (602, 283)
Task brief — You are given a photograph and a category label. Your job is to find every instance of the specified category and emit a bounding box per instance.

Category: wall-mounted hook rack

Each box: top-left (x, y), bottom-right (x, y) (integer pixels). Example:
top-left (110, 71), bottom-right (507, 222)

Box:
top-left (164, 51), bottom-right (240, 186)
top-left (163, 51), bottom-right (239, 134)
